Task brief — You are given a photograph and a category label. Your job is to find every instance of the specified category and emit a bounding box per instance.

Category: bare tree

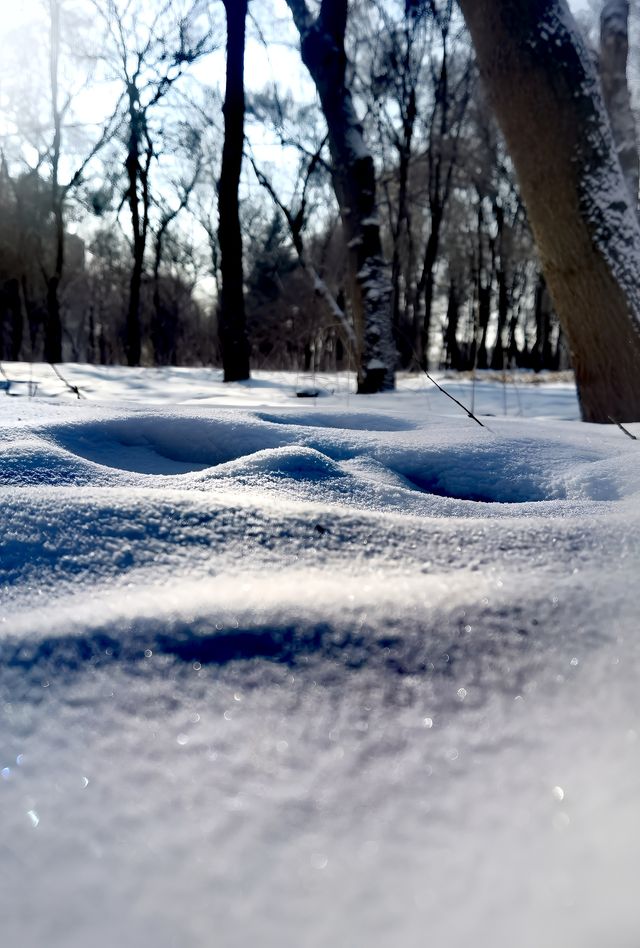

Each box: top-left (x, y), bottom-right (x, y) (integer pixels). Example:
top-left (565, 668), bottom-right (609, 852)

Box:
top-left (247, 142), bottom-right (357, 356)
top-left (361, 0), bottom-right (422, 363)
top-left (94, 0), bottom-right (215, 366)
top-left (217, 0), bottom-right (250, 382)
top-left (457, 0), bottom-right (640, 422)
top-left (151, 132), bottom-right (202, 364)
top-left (413, 3), bottom-right (472, 369)
top-left (0, 0), bottom-right (121, 363)
top-left (285, 0), bottom-right (397, 392)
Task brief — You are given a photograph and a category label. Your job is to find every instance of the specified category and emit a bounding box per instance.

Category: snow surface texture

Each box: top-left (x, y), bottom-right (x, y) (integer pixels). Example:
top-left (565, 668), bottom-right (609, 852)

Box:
top-left (1, 364), bottom-right (639, 948)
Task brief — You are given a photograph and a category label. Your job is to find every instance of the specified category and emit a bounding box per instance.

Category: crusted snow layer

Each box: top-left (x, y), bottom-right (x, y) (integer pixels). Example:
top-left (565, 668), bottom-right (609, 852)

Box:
top-left (1, 364), bottom-right (639, 948)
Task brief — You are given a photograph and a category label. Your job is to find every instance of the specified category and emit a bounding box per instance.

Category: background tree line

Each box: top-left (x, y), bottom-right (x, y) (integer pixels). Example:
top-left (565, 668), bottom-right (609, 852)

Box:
top-left (0, 1), bottom-right (638, 400)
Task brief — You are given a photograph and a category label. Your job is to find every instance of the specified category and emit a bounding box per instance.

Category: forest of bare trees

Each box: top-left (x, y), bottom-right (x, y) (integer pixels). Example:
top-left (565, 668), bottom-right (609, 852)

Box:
top-left (1, 0), bottom-right (639, 417)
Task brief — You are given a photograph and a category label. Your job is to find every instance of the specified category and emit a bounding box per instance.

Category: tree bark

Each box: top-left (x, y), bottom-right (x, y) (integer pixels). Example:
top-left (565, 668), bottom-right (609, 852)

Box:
top-left (124, 81), bottom-right (149, 368)
top-left (218, 0), bottom-right (250, 383)
top-left (390, 87), bottom-right (416, 367)
top-left (600, 0), bottom-right (639, 206)
top-left (415, 206), bottom-right (442, 369)
top-left (457, 0), bottom-right (640, 422)
top-left (0, 279), bottom-right (23, 361)
top-left (443, 278), bottom-right (461, 369)
top-left (45, 0), bottom-right (63, 364)
top-left (285, 0), bottom-right (396, 392)
top-left (533, 273), bottom-right (553, 371)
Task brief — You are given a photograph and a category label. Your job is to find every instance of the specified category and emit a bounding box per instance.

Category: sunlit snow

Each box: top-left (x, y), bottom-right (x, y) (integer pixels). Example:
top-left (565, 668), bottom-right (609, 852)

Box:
top-left (1, 363), bottom-right (639, 948)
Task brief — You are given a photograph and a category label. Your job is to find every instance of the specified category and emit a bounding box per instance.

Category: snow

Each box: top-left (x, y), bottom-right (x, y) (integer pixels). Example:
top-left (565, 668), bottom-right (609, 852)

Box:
top-left (1, 363), bottom-right (639, 948)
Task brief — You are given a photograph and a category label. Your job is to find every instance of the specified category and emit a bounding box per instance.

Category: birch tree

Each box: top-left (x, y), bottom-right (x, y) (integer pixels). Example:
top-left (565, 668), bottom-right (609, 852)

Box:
top-left (285, 0), bottom-right (397, 392)
top-left (457, 0), bottom-right (640, 423)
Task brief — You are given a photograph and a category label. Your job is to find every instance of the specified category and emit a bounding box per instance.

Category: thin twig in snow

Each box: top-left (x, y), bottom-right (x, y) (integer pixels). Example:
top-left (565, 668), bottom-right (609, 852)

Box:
top-left (608, 416), bottom-right (638, 440)
top-left (423, 369), bottom-right (486, 427)
top-left (50, 364), bottom-right (84, 399)
top-left (396, 326), bottom-right (487, 428)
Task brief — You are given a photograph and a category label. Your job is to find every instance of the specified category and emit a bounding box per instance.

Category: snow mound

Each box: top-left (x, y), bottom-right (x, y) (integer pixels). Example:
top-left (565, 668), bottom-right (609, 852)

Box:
top-left (1, 365), bottom-right (640, 948)
top-left (208, 445), bottom-right (348, 483)
top-left (45, 413), bottom-right (289, 474)
top-left (0, 438), bottom-right (111, 486)
top-left (386, 439), bottom-right (570, 504)
top-left (0, 565), bottom-right (608, 684)
top-left (256, 410), bottom-right (415, 431)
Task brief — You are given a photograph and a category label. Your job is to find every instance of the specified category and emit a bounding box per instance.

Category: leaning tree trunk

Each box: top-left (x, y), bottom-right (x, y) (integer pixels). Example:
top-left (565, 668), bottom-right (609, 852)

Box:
top-left (285, 0), bottom-right (396, 392)
top-left (217, 0), bottom-right (250, 383)
top-left (457, 0), bottom-right (640, 423)
top-left (600, 0), bottom-right (639, 206)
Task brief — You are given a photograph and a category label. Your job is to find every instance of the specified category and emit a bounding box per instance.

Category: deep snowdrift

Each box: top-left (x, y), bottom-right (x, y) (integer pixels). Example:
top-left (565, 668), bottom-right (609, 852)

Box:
top-left (1, 364), bottom-right (639, 948)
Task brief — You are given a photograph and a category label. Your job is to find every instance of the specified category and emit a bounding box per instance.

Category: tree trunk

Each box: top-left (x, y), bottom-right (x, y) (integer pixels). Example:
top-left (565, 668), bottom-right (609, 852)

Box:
top-left (457, 0), bottom-right (640, 423)
top-left (443, 279), bottom-right (461, 369)
top-left (490, 205), bottom-right (509, 370)
top-left (390, 68), bottom-right (417, 368)
top-left (476, 284), bottom-right (492, 370)
top-left (1, 279), bottom-right (23, 361)
top-left (124, 84), bottom-right (144, 367)
top-left (415, 207), bottom-right (442, 370)
top-left (44, 277), bottom-right (63, 363)
top-left (45, 0), bottom-right (64, 364)
top-left (286, 0), bottom-right (396, 392)
top-left (600, 0), bottom-right (639, 206)
top-left (489, 265), bottom-right (508, 371)
top-left (390, 134), bottom-right (414, 367)
top-left (151, 246), bottom-right (169, 367)
top-left (218, 0), bottom-right (250, 383)
top-left (533, 273), bottom-right (553, 371)
top-left (151, 226), bottom-right (177, 366)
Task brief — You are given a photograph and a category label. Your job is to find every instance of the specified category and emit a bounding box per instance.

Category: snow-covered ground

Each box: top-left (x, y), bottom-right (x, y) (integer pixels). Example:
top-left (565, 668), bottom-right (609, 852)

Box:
top-left (1, 363), bottom-right (639, 948)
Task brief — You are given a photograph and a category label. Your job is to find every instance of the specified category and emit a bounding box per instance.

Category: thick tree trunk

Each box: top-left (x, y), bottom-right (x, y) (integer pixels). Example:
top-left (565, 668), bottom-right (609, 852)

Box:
top-left (218, 0), bottom-right (250, 383)
top-left (457, 0), bottom-right (640, 422)
top-left (600, 0), bottom-right (639, 206)
top-left (286, 0), bottom-right (396, 392)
